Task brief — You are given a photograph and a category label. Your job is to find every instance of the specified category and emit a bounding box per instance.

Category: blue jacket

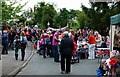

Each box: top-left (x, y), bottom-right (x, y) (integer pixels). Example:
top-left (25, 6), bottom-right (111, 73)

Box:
top-left (96, 69), bottom-right (104, 77)
top-left (2, 33), bottom-right (9, 45)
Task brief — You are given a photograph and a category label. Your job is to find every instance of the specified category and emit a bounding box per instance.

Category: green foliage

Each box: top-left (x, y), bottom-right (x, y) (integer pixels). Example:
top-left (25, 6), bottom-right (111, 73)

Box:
top-left (26, 20), bottom-right (33, 26)
top-left (9, 21), bottom-right (16, 25)
top-left (2, 0), bottom-right (28, 25)
top-left (19, 16), bottom-right (26, 23)
top-left (53, 8), bottom-right (69, 27)
top-left (33, 2), bottom-right (56, 28)
top-left (2, 0), bottom-right (120, 35)
top-left (19, 22), bottom-right (24, 25)
top-left (71, 25), bottom-right (80, 29)
top-left (53, 8), bottom-right (78, 28)
top-left (81, 2), bottom-right (120, 36)
top-left (38, 24), bottom-right (46, 29)
top-left (76, 11), bottom-right (87, 28)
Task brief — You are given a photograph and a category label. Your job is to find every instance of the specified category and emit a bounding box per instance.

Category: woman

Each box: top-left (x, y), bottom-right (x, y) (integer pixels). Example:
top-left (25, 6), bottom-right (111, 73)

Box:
top-left (88, 31), bottom-right (96, 60)
top-left (13, 35), bottom-right (21, 60)
top-left (95, 32), bottom-right (102, 48)
top-left (20, 32), bottom-right (28, 61)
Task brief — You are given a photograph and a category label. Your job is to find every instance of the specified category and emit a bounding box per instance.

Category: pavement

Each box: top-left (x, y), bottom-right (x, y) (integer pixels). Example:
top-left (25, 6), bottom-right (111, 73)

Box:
top-left (0, 60), bottom-right (2, 77)
top-left (0, 45), bottom-right (2, 76)
top-left (17, 52), bottom-right (99, 75)
top-left (2, 42), bottom-right (34, 75)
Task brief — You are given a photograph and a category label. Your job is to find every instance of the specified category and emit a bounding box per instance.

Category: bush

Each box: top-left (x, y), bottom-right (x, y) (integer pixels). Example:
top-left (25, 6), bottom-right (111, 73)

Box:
top-left (19, 22), bottom-right (24, 25)
top-left (71, 25), bottom-right (80, 29)
top-left (26, 20), bottom-right (33, 26)
top-left (9, 21), bottom-right (17, 26)
top-left (38, 24), bottom-right (46, 29)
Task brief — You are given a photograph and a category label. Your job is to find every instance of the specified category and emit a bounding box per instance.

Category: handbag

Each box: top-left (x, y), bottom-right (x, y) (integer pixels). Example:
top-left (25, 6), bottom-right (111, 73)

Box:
top-left (34, 44), bottom-right (37, 49)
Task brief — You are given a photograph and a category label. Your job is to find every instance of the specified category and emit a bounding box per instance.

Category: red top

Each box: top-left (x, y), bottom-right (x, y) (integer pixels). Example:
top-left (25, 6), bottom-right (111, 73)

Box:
top-left (82, 30), bottom-right (86, 34)
top-left (72, 42), bottom-right (77, 53)
top-left (88, 35), bottom-right (96, 44)
top-left (25, 31), bottom-right (30, 38)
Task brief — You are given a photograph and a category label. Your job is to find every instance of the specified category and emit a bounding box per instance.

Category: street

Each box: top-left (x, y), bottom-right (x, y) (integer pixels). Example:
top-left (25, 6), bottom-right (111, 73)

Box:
top-left (1, 0), bottom-right (120, 77)
top-left (17, 52), bottom-right (99, 75)
top-left (2, 42), bottom-right (33, 75)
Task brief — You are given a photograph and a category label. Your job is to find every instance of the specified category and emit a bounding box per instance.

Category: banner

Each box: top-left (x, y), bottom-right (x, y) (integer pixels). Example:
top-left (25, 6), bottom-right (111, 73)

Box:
top-left (47, 26), bottom-right (68, 31)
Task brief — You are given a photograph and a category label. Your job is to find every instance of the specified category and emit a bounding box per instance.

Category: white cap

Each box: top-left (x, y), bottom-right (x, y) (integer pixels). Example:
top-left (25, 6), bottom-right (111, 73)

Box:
top-left (63, 31), bottom-right (69, 35)
top-left (63, 31), bottom-right (69, 37)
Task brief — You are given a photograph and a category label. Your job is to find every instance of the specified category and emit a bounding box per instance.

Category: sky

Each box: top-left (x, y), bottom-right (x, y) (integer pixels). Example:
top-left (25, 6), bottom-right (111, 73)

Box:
top-left (20, 0), bottom-right (91, 11)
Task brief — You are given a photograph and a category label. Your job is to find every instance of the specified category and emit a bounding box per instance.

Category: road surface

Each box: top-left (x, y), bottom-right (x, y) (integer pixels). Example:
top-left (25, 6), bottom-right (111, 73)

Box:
top-left (17, 52), bottom-right (99, 75)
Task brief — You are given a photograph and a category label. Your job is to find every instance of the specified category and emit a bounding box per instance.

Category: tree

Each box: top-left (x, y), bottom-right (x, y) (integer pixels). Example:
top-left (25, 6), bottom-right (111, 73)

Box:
top-left (81, 2), bottom-right (120, 36)
top-left (68, 9), bottom-right (78, 28)
top-left (2, 0), bottom-right (28, 25)
top-left (53, 8), bottom-right (71, 27)
top-left (33, 2), bottom-right (56, 28)
top-left (76, 11), bottom-right (87, 28)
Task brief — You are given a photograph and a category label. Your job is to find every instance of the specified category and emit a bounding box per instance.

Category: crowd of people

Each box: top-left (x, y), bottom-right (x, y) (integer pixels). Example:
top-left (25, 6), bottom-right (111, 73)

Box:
top-left (32, 26), bottom-right (112, 74)
top-left (1, 24), bottom-right (116, 74)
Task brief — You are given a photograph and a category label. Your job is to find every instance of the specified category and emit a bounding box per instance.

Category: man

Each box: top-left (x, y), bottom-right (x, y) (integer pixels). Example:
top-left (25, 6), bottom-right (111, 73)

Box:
top-left (60, 31), bottom-right (74, 74)
top-left (2, 30), bottom-right (9, 54)
top-left (46, 31), bottom-right (51, 57)
top-left (88, 31), bottom-right (96, 60)
top-left (52, 30), bottom-right (62, 62)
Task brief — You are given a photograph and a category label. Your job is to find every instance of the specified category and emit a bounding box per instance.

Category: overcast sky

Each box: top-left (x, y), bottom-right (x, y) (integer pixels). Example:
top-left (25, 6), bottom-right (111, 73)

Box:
top-left (20, 0), bottom-right (91, 11)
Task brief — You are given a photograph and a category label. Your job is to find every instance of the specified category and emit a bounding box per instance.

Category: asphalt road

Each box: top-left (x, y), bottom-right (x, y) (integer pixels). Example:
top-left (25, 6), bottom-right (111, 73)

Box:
top-left (17, 52), bottom-right (99, 75)
top-left (2, 42), bottom-right (33, 75)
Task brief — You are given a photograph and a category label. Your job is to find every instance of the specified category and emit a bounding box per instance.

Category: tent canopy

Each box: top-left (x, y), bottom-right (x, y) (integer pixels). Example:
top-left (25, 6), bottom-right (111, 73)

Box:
top-left (111, 13), bottom-right (120, 25)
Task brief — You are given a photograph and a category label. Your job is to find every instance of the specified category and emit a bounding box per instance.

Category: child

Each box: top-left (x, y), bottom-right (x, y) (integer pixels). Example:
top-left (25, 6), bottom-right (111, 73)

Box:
top-left (71, 41), bottom-right (79, 64)
top-left (96, 65), bottom-right (106, 77)
top-left (72, 41), bottom-right (77, 57)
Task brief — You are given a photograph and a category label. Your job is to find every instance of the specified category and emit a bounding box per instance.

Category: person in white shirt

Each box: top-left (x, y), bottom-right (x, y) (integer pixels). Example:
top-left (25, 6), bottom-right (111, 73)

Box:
top-left (95, 31), bottom-right (102, 48)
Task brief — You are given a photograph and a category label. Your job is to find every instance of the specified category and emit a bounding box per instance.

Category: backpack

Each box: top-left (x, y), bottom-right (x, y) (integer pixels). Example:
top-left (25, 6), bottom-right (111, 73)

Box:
top-left (15, 40), bottom-right (21, 49)
top-left (21, 37), bottom-right (27, 48)
top-left (21, 37), bottom-right (26, 44)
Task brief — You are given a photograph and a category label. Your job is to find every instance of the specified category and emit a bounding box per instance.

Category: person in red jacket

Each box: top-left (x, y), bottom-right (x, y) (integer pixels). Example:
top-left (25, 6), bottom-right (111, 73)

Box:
top-left (88, 31), bottom-right (96, 60)
top-left (88, 33), bottom-right (96, 44)
top-left (72, 42), bottom-right (77, 54)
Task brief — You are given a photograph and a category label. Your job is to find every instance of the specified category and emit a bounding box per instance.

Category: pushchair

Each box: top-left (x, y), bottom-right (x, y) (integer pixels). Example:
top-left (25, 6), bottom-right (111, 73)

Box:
top-left (77, 44), bottom-right (88, 59)
top-left (37, 45), bottom-right (44, 55)
top-left (71, 42), bottom-right (80, 64)
top-left (36, 40), bottom-right (44, 55)
top-left (71, 53), bottom-right (80, 64)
